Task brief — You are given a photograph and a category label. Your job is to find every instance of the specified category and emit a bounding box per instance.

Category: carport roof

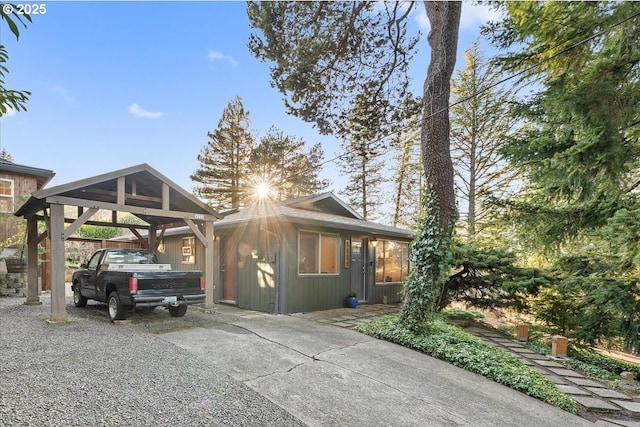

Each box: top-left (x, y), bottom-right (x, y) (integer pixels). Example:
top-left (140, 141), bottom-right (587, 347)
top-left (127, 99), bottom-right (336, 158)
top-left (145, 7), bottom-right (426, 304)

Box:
top-left (14, 163), bottom-right (220, 226)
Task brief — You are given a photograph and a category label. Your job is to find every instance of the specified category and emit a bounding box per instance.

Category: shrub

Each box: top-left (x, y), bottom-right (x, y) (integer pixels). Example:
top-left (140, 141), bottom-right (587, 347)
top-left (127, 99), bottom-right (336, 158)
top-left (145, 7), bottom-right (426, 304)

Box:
top-left (357, 315), bottom-right (576, 413)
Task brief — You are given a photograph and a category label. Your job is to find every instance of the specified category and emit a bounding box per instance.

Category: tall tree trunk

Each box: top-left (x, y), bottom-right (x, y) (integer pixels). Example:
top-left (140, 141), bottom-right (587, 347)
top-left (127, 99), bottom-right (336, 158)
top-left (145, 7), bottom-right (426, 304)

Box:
top-left (421, 1), bottom-right (461, 230)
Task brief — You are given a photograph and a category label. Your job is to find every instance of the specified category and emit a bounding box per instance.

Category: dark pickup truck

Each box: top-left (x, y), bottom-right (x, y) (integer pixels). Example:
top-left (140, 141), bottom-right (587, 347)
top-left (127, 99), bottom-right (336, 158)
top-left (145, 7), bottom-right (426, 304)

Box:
top-left (71, 248), bottom-right (204, 322)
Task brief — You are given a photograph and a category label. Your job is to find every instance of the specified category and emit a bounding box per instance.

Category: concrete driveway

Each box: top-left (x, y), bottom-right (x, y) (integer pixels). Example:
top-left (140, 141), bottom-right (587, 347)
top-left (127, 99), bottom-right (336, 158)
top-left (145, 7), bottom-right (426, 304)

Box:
top-left (158, 305), bottom-right (594, 427)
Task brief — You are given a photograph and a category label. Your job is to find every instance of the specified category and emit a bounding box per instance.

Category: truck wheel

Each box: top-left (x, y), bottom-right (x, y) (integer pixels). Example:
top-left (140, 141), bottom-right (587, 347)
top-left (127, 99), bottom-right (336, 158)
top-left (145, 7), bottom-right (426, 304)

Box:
top-left (108, 291), bottom-right (127, 322)
top-left (168, 305), bottom-right (187, 317)
top-left (73, 285), bottom-right (87, 307)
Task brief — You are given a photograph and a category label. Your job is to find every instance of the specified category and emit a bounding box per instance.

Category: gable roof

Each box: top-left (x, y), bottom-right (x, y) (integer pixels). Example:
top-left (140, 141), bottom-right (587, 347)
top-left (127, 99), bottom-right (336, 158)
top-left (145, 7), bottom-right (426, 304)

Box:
top-left (216, 194), bottom-right (413, 240)
top-left (0, 159), bottom-right (55, 189)
top-left (14, 163), bottom-right (221, 226)
top-left (280, 192), bottom-right (364, 220)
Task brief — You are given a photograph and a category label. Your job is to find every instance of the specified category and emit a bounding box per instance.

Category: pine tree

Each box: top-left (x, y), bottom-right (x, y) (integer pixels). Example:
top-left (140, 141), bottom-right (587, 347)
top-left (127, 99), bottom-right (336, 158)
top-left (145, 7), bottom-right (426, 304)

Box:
top-left (389, 119), bottom-right (422, 229)
top-left (450, 41), bottom-right (520, 240)
top-left (191, 96), bottom-right (254, 211)
top-left (337, 94), bottom-right (385, 221)
top-left (0, 148), bottom-right (13, 162)
top-left (249, 127), bottom-right (329, 200)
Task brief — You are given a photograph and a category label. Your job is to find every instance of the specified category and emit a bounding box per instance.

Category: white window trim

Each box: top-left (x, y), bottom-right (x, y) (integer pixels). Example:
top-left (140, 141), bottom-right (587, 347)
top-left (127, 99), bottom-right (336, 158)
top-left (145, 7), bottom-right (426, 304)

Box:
top-left (297, 229), bottom-right (340, 276)
top-left (0, 178), bottom-right (14, 213)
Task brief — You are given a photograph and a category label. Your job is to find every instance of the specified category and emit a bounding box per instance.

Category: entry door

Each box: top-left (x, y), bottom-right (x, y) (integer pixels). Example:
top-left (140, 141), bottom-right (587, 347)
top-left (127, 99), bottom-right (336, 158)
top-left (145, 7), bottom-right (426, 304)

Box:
top-left (221, 236), bottom-right (237, 303)
top-left (350, 239), bottom-right (365, 301)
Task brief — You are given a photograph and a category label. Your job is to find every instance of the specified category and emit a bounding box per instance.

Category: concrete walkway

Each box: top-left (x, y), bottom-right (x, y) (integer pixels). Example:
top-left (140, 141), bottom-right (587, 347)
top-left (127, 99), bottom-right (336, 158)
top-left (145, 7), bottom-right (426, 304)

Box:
top-left (158, 303), bottom-right (593, 427)
top-left (300, 304), bottom-right (640, 426)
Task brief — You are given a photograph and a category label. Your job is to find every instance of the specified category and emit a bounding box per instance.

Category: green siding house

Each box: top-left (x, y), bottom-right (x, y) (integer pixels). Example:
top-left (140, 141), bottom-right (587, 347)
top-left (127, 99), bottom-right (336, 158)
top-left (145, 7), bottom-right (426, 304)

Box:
top-left (158, 192), bottom-right (413, 314)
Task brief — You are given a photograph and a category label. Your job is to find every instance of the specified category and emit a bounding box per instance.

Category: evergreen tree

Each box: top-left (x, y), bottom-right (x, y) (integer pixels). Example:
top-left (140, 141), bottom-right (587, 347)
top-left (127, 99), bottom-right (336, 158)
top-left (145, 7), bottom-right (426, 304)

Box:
top-left (450, 41), bottom-right (520, 240)
top-left (249, 127), bottom-right (329, 200)
top-left (0, 148), bottom-right (13, 161)
top-left (389, 117), bottom-right (422, 229)
top-left (337, 94), bottom-right (385, 221)
top-left (191, 96), bottom-right (254, 211)
top-left (484, 1), bottom-right (640, 247)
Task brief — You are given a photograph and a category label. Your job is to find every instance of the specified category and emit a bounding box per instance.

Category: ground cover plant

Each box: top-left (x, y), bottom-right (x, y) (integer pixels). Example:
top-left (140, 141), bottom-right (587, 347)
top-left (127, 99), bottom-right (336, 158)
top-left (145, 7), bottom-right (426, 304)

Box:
top-left (356, 315), bottom-right (576, 413)
top-left (522, 338), bottom-right (640, 393)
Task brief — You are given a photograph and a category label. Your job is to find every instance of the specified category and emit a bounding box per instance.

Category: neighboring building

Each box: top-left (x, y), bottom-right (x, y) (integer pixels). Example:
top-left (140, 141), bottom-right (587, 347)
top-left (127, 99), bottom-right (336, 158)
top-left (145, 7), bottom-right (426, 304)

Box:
top-left (155, 192), bottom-right (414, 314)
top-left (0, 160), bottom-right (55, 257)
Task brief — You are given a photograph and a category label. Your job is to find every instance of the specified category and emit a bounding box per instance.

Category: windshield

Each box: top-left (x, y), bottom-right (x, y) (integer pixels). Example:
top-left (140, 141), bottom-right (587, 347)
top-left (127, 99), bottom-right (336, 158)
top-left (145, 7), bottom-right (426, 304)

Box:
top-left (103, 250), bottom-right (157, 265)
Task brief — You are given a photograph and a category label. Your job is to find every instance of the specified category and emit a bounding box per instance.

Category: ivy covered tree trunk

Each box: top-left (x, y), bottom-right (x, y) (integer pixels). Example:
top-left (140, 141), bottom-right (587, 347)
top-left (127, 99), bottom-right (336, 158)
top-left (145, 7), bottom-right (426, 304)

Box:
top-left (399, 1), bottom-right (461, 330)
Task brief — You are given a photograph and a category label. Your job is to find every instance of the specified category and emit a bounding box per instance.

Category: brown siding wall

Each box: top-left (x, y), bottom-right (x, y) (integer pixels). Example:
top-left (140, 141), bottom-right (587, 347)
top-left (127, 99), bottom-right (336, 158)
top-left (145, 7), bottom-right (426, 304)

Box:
top-left (0, 172), bottom-right (39, 244)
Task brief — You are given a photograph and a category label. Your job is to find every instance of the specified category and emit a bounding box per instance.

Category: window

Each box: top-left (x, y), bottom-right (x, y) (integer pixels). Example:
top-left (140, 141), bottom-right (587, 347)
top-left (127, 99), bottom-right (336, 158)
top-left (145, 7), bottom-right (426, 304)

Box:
top-left (376, 240), bottom-right (410, 284)
top-left (0, 179), bottom-right (14, 213)
top-left (182, 236), bottom-right (195, 264)
top-left (298, 230), bottom-right (339, 275)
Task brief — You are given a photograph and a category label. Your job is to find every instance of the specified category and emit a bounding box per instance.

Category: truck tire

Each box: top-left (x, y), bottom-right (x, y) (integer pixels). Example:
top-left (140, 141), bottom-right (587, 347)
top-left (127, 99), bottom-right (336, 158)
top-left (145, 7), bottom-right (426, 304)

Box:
top-left (73, 284), bottom-right (87, 307)
top-left (108, 291), bottom-right (127, 322)
top-left (168, 305), bottom-right (187, 317)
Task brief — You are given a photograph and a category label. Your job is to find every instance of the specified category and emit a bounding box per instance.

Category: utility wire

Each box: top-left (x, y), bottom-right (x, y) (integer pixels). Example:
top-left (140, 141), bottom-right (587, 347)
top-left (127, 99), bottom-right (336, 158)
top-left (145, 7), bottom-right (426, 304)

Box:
top-left (279, 9), bottom-right (640, 183)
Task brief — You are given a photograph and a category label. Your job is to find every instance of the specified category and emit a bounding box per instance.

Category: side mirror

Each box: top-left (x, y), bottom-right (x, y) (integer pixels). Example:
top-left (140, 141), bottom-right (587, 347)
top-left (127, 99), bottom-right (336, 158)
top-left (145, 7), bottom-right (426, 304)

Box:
top-left (80, 263), bottom-right (87, 269)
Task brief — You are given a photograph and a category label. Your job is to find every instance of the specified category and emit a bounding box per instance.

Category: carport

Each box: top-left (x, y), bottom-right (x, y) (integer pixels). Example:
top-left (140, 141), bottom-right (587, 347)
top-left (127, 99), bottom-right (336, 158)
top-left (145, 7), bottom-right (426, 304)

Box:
top-left (14, 163), bottom-right (221, 322)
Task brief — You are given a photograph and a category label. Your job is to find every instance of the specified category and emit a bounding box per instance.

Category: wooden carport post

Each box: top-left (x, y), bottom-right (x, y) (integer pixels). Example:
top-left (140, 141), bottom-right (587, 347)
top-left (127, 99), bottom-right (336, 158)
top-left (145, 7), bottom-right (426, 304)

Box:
top-left (24, 215), bottom-right (41, 305)
top-left (204, 221), bottom-right (215, 310)
top-left (48, 203), bottom-right (68, 323)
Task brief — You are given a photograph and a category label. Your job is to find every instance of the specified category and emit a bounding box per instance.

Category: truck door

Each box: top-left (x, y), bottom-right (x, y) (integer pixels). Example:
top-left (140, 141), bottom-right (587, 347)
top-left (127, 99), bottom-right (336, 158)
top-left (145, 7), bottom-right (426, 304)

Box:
top-left (79, 251), bottom-right (102, 299)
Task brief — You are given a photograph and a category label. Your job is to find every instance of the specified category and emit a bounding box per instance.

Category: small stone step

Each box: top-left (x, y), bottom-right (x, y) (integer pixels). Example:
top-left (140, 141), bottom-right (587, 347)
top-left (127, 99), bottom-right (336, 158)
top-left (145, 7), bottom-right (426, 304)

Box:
top-left (586, 387), bottom-right (633, 400)
top-left (573, 396), bottom-right (621, 413)
top-left (611, 400), bottom-right (640, 418)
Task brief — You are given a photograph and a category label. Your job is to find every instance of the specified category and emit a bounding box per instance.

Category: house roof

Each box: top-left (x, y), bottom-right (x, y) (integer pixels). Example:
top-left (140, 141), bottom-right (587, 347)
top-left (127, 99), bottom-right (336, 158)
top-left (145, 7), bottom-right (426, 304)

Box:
top-left (0, 159), bottom-right (55, 189)
top-left (280, 191), bottom-right (364, 220)
top-left (114, 191), bottom-right (414, 241)
top-left (14, 163), bottom-right (221, 226)
top-left (216, 202), bottom-right (414, 240)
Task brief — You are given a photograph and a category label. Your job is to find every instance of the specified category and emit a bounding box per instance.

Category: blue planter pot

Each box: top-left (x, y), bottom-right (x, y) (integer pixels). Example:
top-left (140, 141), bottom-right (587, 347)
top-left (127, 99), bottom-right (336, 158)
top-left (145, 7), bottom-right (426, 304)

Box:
top-left (346, 296), bottom-right (358, 309)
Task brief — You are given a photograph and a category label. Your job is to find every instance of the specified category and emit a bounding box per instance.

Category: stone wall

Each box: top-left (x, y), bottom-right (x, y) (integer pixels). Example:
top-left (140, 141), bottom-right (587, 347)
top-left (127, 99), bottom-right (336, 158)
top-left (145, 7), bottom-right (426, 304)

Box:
top-left (0, 272), bottom-right (27, 297)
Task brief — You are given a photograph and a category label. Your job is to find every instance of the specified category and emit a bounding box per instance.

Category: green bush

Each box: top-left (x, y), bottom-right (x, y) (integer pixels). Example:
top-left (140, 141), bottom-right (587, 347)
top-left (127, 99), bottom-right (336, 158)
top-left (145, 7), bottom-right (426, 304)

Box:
top-left (356, 315), bottom-right (576, 413)
top-left (442, 308), bottom-right (485, 320)
top-left (569, 348), bottom-right (640, 380)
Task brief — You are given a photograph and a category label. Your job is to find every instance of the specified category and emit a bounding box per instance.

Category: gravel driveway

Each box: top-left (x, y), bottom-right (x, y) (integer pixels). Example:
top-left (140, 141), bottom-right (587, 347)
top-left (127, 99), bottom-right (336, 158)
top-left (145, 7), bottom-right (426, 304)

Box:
top-left (0, 296), bottom-right (305, 427)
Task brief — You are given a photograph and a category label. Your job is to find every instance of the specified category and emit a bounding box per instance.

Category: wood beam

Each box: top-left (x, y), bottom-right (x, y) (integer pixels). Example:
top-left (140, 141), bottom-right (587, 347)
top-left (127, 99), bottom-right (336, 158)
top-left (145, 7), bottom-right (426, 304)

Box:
top-left (61, 207), bottom-right (98, 240)
top-left (45, 195), bottom-right (217, 222)
top-left (117, 176), bottom-right (125, 205)
top-left (162, 183), bottom-right (169, 211)
top-left (24, 215), bottom-right (41, 305)
top-left (128, 226), bottom-right (149, 249)
top-left (184, 218), bottom-right (207, 247)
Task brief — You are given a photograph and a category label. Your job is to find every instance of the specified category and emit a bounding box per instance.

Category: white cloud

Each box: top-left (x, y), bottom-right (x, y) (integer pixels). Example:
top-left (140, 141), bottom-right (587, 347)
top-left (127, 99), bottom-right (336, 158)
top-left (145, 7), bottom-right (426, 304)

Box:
top-left (128, 103), bottom-right (163, 119)
top-left (413, 2), bottom-right (500, 32)
top-left (51, 85), bottom-right (74, 103)
top-left (1, 106), bottom-right (17, 118)
top-left (460, 2), bottom-right (501, 30)
top-left (207, 49), bottom-right (238, 67)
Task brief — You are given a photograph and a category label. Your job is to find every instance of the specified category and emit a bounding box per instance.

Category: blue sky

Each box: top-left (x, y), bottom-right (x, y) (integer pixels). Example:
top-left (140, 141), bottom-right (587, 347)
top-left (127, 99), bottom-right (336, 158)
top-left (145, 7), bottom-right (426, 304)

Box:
top-left (1, 1), bottom-right (498, 198)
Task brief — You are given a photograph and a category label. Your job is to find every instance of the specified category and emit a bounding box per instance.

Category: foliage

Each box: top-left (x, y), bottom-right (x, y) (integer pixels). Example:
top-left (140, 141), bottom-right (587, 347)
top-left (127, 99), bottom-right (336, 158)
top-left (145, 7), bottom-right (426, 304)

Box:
top-left (249, 127), bottom-right (329, 201)
top-left (76, 224), bottom-right (122, 240)
top-left (484, 1), bottom-right (640, 248)
top-left (191, 96), bottom-right (255, 211)
top-left (443, 241), bottom-right (548, 312)
top-left (337, 95), bottom-right (386, 221)
top-left (569, 348), bottom-right (640, 381)
top-left (441, 308), bottom-right (484, 320)
top-left (1, 147), bottom-right (13, 161)
top-left (532, 251), bottom-right (640, 353)
top-left (357, 315), bottom-right (576, 413)
top-left (0, 3), bottom-right (32, 116)
top-left (248, 1), bottom-right (419, 138)
top-left (450, 40), bottom-right (521, 239)
top-left (399, 189), bottom-right (454, 330)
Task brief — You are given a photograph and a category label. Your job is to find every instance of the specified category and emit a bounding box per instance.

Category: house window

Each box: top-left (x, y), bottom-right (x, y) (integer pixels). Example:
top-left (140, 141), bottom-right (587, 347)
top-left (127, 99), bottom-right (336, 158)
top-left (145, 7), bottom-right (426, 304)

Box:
top-left (298, 230), bottom-right (339, 275)
top-left (376, 240), bottom-right (410, 284)
top-left (182, 236), bottom-right (195, 264)
top-left (0, 179), bottom-right (14, 213)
